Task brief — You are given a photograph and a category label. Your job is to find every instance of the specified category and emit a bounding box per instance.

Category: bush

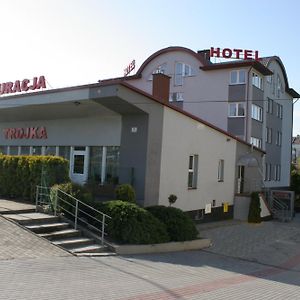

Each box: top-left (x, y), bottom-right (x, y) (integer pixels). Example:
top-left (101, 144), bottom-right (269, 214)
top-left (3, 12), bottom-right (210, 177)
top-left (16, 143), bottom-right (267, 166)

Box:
top-left (0, 155), bottom-right (69, 201)
top-left (248, 192), bottom-right (261, 223)
top-left (115, 184), bottom-right (136, 203)
top-left (146, 206), bottom-right (198, 241)
top-left (51, 182), bottom-right (94, 217)
top-left (101, 200), bottom-right (169, 244)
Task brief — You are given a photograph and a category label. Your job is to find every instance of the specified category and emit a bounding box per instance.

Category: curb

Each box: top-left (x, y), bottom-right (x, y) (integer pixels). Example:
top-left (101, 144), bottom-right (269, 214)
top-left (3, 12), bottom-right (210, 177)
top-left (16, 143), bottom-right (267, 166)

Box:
top-left (113, 238), bottom-right (211, 255)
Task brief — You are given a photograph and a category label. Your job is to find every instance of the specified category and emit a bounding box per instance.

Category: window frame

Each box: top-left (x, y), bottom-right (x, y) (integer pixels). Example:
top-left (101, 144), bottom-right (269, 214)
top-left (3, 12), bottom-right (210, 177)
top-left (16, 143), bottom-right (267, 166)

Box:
top-left (251, 136), bottom-right (262, 149)
top-left (174, 62), bottom-right (196, 86)
top-left (251, 104), bottom-right (263, 122)
top-left (228, 102), bottom-right (245, 118)
top-left (188, 154), bottom-right (198, 189)
top-left (229, 70), bottom-right (246, 85)
top-left (252, 72), bottom-right (263, 90)
top-left (217, 159), bottom-right (224, 182)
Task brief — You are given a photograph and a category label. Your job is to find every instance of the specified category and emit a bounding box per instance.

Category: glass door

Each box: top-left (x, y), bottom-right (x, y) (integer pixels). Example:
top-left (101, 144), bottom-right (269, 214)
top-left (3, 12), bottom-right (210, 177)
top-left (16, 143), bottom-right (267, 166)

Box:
top-left (70, 146), bottom-right (89, 185)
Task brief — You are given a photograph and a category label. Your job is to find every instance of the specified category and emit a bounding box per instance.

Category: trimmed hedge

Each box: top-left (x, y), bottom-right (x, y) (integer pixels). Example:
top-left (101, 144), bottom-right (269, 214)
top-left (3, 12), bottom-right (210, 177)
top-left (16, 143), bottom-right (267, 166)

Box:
top-left (115, 184), bottom-right (136, 203)
top-left (146, 206), bottom-right (198, 241)
top-left (0, 155), bottom-right (69, 201)
top-left (101, 200), bottom-right (170, 244)
top-left (248, 192), bottom-right (261, 223)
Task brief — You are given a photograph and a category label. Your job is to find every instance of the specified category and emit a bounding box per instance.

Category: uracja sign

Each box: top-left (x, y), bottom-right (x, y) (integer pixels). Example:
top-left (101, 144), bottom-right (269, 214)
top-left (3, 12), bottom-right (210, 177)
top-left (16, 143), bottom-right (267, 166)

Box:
top-left (3, 127), bottom-right (48, 139)
top-left (0, 75), bottom-right (46, 95)
top-left (210, 47), bottom-right (259, 60)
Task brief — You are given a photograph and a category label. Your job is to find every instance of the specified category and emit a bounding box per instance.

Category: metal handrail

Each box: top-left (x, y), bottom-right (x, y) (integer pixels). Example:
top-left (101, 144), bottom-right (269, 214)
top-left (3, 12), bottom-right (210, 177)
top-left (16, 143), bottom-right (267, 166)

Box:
top-left (270, 195), bottom-right (290, 221)
top-left (35, 185), bottom-right (111, 246)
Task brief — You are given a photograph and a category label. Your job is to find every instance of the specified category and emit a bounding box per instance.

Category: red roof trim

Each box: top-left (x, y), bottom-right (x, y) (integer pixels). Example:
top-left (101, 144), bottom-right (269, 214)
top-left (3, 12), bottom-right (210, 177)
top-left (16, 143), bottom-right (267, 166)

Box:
top-left (120, 81), bottom-right (265, 154)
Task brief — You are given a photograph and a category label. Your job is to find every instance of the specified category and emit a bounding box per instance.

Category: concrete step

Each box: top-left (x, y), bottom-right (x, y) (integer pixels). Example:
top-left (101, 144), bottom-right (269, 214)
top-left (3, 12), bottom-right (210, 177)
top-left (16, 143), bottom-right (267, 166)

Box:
top-left (53, 237), bottom-right (94, 249)
top-left (5, 212), bottom-right (60, 225)
top-left (0, 208), bottom-right (36, 215)
top-left (26, 222), bottom-right (70, 233)
top-left (39, 229), bottom-right (81, 240)
top-left (69, 244), bottom-right (106, 254)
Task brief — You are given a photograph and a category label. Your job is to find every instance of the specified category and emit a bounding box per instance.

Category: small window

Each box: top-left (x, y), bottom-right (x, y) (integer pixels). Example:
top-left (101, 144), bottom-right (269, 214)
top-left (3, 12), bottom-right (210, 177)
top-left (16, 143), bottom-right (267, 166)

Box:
top-left (265, 163), bottom-right (272, 181)
top-left (148, 63), bottom-right (167, 80)
top-left (228, 102), bottom-right (245, 117)
top-left (267, 98), bottom-right (273, 114)
top-left (169, 92), bottom-right (184, 102)
top-left (266, 127), bottom-right (272, 144)
top-left (276, 103), bottom-right (283, 119)
top-left (276, 131), bottom-right (282, 146)
top-left (32, 146), bottom-right (42, 155)
top-left (218, 159), bottom-right (224, 182)
top-left (188, 155), bottom-right (198, 189)
top-left (251, 137), bottom-right (262, 149)
top-left (174, 62), bottom-right (196, 86)
top-left (251, 104), bottom-right (263, 121)
top-left (0, 146), bottom-right (8, 155)
top-left (252, 72), bottom-right (263, 90)
top-left (230, 70), bottom-right (246, 84)
top-left (277, 75), bottom-right (282, 97)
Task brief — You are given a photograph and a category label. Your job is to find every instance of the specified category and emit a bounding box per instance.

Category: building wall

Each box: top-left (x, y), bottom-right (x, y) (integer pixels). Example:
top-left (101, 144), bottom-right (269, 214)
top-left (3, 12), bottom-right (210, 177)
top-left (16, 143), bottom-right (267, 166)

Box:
top-left (130, 51), bottom-right (231, 131)
top-left (263, 59), bottom-right (293, 187)
top-left (158, 106), bottom-right (236, 212)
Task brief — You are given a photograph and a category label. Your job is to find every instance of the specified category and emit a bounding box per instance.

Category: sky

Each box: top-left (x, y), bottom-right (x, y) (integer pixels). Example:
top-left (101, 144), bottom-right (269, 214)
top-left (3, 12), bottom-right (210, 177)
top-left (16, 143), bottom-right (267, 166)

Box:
top-left (1, 0), bottom-right (300, 134)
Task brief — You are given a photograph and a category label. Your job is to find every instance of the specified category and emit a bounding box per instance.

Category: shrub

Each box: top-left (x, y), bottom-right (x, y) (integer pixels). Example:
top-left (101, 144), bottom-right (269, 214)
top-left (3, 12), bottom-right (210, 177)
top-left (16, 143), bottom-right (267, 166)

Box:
top-left (146, 205), bottom-right (198, 241)
top-left (51, 182), bottom-right (94, 216)
top-left (0, 155), bottom-right (69, 201)
top-left (248, 192), bottom-right (261, 223)
top-left (168, 194), bottom-right (177, 206)
top-left (101, 200), bottom-right (169, 244)
top-left (115, 184), bottom-right (136, 203)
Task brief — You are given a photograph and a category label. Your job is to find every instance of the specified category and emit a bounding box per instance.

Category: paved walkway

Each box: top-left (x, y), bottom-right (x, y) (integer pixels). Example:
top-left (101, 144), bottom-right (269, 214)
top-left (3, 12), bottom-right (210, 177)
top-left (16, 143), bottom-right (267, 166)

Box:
top-left (0, 199), bottom-right (299, 299)
top-left (198, 215), bottom-right (300, 268)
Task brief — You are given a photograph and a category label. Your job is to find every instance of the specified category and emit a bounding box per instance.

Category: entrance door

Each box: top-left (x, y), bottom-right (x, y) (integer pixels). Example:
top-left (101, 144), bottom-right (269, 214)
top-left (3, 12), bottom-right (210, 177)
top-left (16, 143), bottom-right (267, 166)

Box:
top-left (237, 166), bottom-right (245, 194)
top-left (70, 146), bottom-right (89, 185)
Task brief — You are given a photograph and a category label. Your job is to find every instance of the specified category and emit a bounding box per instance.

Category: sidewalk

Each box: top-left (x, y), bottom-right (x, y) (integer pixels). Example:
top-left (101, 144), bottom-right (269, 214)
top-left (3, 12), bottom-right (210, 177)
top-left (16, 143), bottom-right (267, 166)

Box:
top-left (198, 215), bottom-right (300, 269)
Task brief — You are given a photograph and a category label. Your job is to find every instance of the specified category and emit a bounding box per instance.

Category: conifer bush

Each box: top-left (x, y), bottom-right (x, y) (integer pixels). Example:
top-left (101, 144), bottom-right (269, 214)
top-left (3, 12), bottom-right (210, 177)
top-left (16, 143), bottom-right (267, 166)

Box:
top-left (248, 192), bottom-right (261, 223)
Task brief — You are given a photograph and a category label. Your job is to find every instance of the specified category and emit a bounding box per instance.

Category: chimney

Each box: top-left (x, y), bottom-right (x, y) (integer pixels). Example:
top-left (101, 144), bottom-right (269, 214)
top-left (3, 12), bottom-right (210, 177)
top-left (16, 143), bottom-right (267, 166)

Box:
top-left (197, 49), bottom-right (211, 63)
top-left (152, 73), bottom-right (170, 103)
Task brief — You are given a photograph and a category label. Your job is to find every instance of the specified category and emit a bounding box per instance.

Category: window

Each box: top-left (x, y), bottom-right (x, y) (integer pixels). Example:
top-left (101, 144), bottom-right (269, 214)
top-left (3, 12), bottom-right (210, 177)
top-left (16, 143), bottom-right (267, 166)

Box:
top-left (218, 159), bottom-right (224, 182)
top-left (228, 102), bottom-right (245, 117)
top-left (188, 155), bottom-right (198, 188)
top-left (252, 72), bottom-right (263, 90)
top-left (267, 98), bottom-right (273, 114)
top-left (230, 70), bottom-right (246, 84)
top-left (277, 75), bottom-right (283, 97)
top-left (266, 127), bottom-right (272, 144)
top-left (274, 165), bottom-right (281, 181)
top-left (169, 92), bottom-right (184, 102)
top-left (276, 131), bottom-right (282, 146)
top-left (0, 146), bottom-right (8, 154)
top-left (276, 103), bottom-right (283, 119)
top-left (148, 63), bottom-right (167, 80)
top-left (265, 163), bottom-right (272, 181)
top-left (251, 104), bottom-right (263, 121)
top-left (174, 62), bottom-right (196, 86)
top-left (251, 137), bottom-right (262, 148)
top-left (32, 146), bottom-right (42, 155)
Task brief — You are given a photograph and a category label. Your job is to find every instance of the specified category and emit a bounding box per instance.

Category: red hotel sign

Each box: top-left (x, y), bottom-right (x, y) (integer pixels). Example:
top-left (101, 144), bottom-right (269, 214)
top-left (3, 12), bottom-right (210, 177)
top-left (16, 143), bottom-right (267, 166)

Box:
top-left (4, 127), bottom-right (47, 139)
top-left (0, 75), bottom-right (46, 96)
top-left (210, 47), bottom-right (259, 60)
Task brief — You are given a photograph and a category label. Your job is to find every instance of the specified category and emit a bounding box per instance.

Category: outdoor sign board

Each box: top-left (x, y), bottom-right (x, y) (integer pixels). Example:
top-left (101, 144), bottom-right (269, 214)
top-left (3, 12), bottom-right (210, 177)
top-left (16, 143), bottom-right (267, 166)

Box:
top-left (0, 75), bottom-right (46, 96)
top-left (210, 47), bottom-right (259, 60)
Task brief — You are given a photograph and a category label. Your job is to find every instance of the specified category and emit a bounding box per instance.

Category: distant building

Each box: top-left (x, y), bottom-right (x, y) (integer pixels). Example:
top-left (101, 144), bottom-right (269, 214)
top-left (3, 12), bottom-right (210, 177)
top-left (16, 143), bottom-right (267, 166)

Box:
top-left (128, 47), bottom-right (300, 189)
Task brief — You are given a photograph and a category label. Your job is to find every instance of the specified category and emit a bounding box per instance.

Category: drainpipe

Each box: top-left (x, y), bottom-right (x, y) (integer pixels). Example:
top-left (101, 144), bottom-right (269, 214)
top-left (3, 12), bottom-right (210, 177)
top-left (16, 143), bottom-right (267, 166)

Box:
top-left (245, 67), bottom-right (253, 143)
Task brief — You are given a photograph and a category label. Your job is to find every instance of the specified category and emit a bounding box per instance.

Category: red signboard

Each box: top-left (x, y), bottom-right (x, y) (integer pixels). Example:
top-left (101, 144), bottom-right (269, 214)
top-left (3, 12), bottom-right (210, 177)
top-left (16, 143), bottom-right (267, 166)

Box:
top-left (124, 60), bottom-right (135, 76)
top-left (3, 127), bottom-right (47, 139)
top-left (0, 75), bottom-right (46, 96)
top-left (210, 47), bottom-right (259, 61)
